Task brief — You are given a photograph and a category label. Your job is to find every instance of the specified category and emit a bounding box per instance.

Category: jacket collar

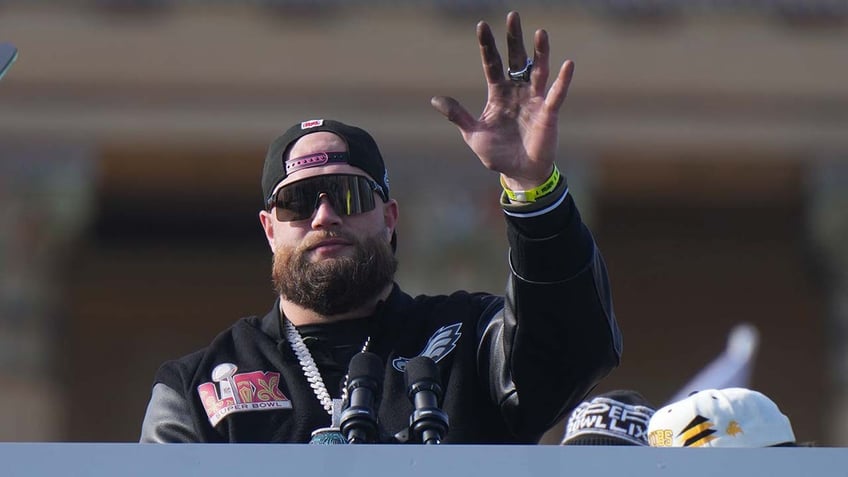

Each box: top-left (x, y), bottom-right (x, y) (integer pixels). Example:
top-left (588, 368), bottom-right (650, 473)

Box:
top-left (258, 284), bottom-right (411, 344)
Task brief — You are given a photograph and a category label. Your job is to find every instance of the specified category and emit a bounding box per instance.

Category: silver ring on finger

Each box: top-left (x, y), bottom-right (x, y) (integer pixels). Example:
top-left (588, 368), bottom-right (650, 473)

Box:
top-left (508, 58), bottom-right (533, 82)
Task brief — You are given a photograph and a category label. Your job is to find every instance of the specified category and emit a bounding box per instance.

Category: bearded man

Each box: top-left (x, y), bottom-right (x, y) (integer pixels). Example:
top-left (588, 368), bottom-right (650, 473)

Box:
top-left (140, 11), bottom-right (621, 444)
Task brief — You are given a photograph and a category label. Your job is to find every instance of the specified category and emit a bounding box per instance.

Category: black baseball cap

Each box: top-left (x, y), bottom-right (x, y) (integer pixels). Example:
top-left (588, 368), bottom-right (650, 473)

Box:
top-left (261, 119), bottom-right (390, 205)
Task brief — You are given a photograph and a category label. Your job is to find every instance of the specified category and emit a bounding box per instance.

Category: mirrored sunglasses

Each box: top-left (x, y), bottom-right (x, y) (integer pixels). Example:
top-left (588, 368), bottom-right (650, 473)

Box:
top-left (269, 174), bottom-right (386, 222)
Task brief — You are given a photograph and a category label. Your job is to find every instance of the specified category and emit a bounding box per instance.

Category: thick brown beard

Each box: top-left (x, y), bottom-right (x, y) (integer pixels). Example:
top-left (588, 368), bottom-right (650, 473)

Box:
top-left (272, 231), bottom-right (398, 316)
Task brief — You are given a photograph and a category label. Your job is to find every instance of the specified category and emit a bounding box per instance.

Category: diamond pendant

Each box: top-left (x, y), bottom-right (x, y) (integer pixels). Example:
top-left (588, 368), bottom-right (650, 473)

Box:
top-left (309, 427), bottom-right (347, 445)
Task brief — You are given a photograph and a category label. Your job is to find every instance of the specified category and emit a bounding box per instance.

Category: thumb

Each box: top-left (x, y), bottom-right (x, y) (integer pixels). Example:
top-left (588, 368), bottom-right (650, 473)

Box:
top-left (431, 96), bottom-right (476, 132)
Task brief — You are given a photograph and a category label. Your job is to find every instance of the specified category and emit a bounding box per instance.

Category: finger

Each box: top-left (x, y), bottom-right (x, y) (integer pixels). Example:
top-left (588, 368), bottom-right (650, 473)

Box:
top-left (431, 96), bottom-right (477, 132)
top-left (530, 29), bottom-right (550, 97)
top-left (544, 60), bottom-right (575, 112)
top-left (505, 11), bottom-right (529, 73)
top-left (477, 21), bottom-right (504, 84)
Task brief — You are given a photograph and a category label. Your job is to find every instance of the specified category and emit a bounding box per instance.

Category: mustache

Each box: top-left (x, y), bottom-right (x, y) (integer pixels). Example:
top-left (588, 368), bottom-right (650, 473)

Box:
top-left (296, 231), bottom-right (359, 252)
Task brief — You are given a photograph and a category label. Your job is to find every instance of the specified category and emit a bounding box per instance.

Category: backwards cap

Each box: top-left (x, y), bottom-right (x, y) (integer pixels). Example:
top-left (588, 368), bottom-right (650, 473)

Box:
top-left (261, 119), bottom-right (390, 205)
top-left (647, 387), bottom-right (795, 448)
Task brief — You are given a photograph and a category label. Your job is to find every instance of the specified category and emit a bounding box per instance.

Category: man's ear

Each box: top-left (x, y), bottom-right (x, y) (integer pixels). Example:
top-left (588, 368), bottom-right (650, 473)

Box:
top-left (259, 210), bottom-right (276, 251)
top-left (383, 199), bottom-right (399, 240)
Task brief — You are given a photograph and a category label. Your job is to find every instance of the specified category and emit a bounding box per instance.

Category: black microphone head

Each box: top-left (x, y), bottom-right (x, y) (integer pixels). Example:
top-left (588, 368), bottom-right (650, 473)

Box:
top-left (348, 352), bottom-right (384, 390)
top-left (404, 356), bottom-right (440, 390)
top-left (341, 352), bottom-right (384, 443)
top-left (404, 356), bottom-right (449, 443)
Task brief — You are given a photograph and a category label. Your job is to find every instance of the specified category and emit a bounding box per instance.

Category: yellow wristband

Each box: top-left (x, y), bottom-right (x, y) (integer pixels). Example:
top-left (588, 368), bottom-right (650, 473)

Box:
top-left (500, 165), bottom-right (561, 203)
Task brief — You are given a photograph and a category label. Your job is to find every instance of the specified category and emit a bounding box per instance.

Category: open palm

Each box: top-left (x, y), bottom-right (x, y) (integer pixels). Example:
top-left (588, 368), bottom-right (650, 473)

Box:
top-left (432, 12), bottom-right (574, 191)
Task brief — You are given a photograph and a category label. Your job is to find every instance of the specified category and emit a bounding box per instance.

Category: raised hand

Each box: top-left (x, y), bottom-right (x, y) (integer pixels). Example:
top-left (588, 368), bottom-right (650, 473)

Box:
top-left (431, 11), bottom-right (575, 192)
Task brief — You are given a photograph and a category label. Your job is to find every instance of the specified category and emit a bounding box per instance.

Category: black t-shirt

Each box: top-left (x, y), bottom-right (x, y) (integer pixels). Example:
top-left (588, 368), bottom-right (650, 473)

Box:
top-left (297, 317), bottom-right (372, 397)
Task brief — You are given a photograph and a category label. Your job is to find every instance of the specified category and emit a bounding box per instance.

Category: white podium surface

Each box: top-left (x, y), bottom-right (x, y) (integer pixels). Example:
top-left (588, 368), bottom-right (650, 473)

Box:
top-left (0, 443), bottom-right (843, 477)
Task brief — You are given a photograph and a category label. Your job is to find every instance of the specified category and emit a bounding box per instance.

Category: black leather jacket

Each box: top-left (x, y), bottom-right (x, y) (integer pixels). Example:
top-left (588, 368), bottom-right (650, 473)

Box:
top-left (140, 183), bottom-right (622, 443)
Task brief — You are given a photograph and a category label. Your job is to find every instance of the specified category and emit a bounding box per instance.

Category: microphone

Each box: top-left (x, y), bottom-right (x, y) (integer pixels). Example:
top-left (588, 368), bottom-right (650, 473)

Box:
top-left (404, 356), bottom-right (449, 445)
top-left (339, 352), bottom-right (383, 444)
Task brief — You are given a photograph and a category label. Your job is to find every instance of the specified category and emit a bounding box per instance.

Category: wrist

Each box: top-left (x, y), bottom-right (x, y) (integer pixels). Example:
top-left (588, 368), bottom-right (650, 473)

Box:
top-left (500, 165), bottom-right (561, 203)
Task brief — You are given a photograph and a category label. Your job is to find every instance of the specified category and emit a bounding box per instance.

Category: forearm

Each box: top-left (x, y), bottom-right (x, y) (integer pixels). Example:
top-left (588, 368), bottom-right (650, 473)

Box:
top-left (498, 185), bottom-right (622, 436)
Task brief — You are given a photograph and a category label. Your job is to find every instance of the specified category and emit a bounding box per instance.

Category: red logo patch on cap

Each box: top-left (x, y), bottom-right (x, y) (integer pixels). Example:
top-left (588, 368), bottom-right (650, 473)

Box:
top-left (301, 119), bottom-right (324, 129)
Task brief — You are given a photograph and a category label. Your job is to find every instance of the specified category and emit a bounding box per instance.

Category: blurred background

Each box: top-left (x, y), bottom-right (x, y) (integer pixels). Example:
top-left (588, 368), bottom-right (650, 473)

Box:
top-left (0, 1), bottom-right (846, 445)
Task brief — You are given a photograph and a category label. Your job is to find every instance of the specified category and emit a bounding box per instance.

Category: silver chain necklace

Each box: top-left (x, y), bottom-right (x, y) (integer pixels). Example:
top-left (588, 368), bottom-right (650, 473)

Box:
top-left (283, 318), bottom-right (371, 428)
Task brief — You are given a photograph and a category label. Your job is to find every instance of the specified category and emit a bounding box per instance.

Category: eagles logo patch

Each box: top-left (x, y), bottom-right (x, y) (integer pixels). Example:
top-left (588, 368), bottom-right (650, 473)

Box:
top-left (392, 323), bottom-right (462, 372)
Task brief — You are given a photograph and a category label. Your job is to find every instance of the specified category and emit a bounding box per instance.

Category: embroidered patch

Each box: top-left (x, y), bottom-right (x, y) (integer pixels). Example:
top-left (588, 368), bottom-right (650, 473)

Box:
top-left (197, 363), bottom-right (291, 427)
top-left (648, 415), bottom-right (718, 448)
top-left (392, 323), bottom-right (462, 372)
top-left (677, 415), bottom-right (718, 447)
top-left (301, 119), bottom-right (324, 129)
top-left (566, 396), bottom-right (654, 446)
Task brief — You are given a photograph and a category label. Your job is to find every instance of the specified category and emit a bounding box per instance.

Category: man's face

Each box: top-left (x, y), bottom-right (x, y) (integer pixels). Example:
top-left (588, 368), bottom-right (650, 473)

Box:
top-left (259, 132), bottom-right (399, 315)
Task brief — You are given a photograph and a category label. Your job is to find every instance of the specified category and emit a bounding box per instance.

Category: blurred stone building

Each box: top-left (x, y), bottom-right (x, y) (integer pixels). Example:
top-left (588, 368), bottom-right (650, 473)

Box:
top-left (0, 1), bottom-right (845, 444)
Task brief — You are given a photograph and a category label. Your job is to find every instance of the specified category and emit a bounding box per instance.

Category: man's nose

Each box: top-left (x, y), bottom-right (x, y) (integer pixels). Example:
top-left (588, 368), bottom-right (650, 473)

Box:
top-left (310, 193), bottom-right (342, 227)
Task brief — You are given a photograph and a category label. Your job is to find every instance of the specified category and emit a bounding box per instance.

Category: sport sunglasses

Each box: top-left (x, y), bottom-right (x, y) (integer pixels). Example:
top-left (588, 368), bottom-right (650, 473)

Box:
top-left (268, 173), bottom-right (387, 222)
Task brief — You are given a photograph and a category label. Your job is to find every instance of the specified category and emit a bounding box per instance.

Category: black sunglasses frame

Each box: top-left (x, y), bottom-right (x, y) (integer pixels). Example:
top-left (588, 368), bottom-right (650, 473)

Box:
top-left (267, 173), bottom-right (387, 222)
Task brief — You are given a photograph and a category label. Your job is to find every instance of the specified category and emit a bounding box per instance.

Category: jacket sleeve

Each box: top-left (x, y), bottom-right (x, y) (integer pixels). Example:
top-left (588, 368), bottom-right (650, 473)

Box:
top-left (139, 383), bottom-right (200, 443)
top-left (477, 177), bottom-right (622, 441)
top-left (139, 360), bottom-right (202, 443)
